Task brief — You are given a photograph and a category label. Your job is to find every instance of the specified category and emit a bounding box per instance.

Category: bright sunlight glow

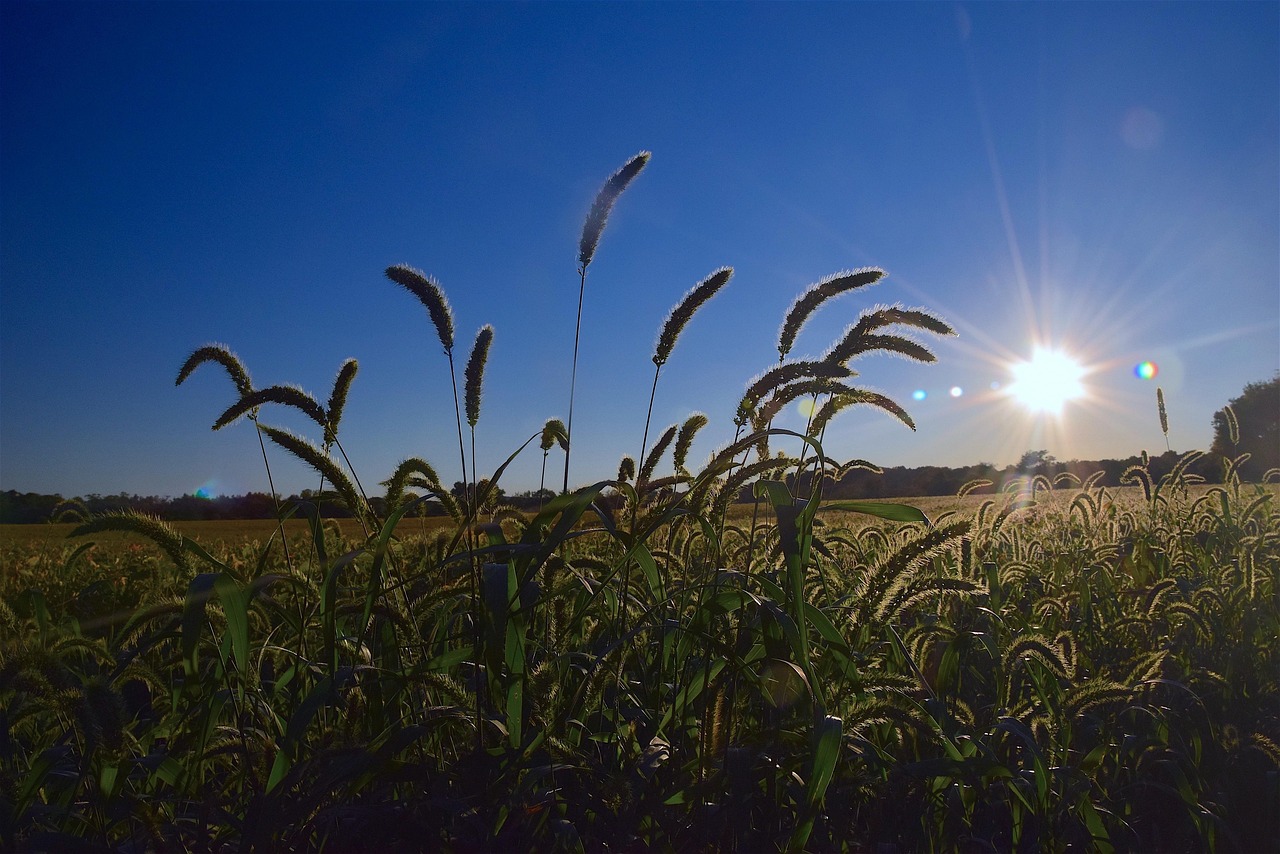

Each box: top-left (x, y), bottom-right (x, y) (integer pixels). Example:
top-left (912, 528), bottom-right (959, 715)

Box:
top-left (1007, 349), bottom-right (1086, 415)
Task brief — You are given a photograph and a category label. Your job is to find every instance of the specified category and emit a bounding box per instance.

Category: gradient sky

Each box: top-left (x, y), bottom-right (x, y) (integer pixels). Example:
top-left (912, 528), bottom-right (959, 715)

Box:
top-left (2, 2), bottom-right (1277, 499)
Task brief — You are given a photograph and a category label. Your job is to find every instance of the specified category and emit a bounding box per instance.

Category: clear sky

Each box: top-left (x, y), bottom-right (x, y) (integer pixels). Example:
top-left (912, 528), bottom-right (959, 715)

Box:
top-left (2, 2), bottom-right (1277, 499)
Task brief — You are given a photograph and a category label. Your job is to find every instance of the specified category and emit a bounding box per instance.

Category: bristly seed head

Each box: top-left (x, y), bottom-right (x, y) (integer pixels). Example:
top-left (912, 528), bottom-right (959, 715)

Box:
top-left (579, 151), bottom-right (651, 269)
top-left (214, 384), bottom-right (326, 433)
top-left (325, 359), bottom-right (358, 444)
top-left (617, 455), bottom-right (636, 483)
top-left (464, 325), bottom-right (494, 428)
top-left (778, 267), bottom-right (885, 360)
top-left (385, 265), bottom-right (455, 354)
top-left (175, 344), bottom-right (253, 397)
top-left (541, 418), bottom-right (568, 453)
top-left (739, 360), bottom-right (853, 416)
top-left (673, 412), bottom-right (709, 474)
top-left (654, 267), bottom-right (732, 366)
top-left (639, 424), bottom-right (678, 485)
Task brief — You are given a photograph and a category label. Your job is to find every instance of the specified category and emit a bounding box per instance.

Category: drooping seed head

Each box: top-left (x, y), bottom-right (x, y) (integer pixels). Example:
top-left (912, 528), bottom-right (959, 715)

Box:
top-left (810, 390), bottom-right (917, 436)
top-left (778, 267), bottom-right (885, 360)
top-left (383, 457), bottom-right (443, 510)
top-left (214, 384), bottom-right (327, 432)
top-left (540, 418), bottom-right (568, 453)
top-left (579, 151), bottom-right (651, 269)
top-left (653, 267), bottom-right (732, 366)
top-left (464, 325), bottom-right (494, 428)
top-left (824, 332), bottom-right (937, 367)
top-left (739, 360), bottom-right (853, 417)
top-left (259, 424), bottom-right (367, 521)
top-left (617, 455), bottom-right (636, 483)
top-left (1223, 404), bottom-right (1239, 445)
top-left (386, 265), bottom-right (455, 354)
top-left (880, 306), bottom-right (955, 337)
top-left (175, 343), bottom-right (253, 397)
top-left (69, 511), bottom-right (189, 571)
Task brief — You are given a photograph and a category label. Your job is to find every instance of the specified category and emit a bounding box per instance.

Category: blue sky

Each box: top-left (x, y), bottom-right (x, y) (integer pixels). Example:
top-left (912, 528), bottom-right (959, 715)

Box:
top-left (2, 1), bottom-right (1277, 499)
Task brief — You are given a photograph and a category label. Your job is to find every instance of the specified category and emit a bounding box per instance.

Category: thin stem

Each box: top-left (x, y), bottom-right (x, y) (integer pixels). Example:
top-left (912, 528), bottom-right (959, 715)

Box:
top-left (562, 265), bottom-right (588, 494)
top-left (252, 416), bottom-right (294, 576)
top-left (333, 438), bottom-right (371, 538)
top-left (445, 350), bottom-right (481, 750)
top-left (636, 364), bottom-right (662, 500)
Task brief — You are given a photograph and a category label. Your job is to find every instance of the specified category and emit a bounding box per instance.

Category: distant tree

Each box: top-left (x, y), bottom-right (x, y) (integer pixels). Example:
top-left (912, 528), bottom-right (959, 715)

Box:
top-left (1211, 374), bottom-right (1279, 481)
top-left (1016, 450), bottom-right (1060, 478)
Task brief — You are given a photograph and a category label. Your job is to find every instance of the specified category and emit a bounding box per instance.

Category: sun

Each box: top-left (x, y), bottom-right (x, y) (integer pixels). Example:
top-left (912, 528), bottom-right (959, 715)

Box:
top-left (1006, 348), bottom-right (1086, 414)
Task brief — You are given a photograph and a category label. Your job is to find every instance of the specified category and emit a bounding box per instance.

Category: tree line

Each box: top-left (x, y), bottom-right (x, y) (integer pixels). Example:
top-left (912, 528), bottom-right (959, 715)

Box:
top-left (3, 374), bottom-right (1274, 524)
top-left (0, 447), bottom-right (1245, 524)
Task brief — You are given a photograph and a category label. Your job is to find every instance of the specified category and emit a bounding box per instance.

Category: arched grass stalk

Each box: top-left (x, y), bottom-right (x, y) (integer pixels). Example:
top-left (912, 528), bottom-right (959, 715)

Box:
top-left (637, 267), bottom-right (731, 497)
top-left (384, 263), bottom-right (480, 745)
top-left (564, 151), bottom-right (651, 493)
top-left (732, 268), bottom-right (883, 554)
top-left (176, 344), bottom-right (294, 574)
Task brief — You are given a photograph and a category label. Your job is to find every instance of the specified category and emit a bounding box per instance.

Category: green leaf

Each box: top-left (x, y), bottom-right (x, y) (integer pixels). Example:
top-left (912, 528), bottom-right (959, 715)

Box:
top-left (213, 574), bottom-right (250, 690)
top-left (181, 573), bottom-right (219, 680)
top-left (822, 500), bottom-right (929, 524)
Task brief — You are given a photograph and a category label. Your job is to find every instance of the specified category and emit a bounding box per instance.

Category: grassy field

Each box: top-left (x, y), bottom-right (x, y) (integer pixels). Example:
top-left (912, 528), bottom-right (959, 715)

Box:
top-left (3, 475), bottom-right (1277, 850)
top-left (3, 156), bottom-right (1277, 851)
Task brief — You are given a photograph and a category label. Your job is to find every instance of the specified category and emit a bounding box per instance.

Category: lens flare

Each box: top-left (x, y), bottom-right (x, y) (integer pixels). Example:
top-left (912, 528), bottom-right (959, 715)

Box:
top-left (912, 389), bottom-right (927, 401)
top-left (1134, 361), bottom-right (1158, 380)
top-left (950, 386), bottom-right (964, 398)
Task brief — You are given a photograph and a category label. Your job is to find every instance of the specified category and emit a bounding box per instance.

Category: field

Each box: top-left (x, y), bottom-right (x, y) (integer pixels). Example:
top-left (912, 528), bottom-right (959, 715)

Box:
top-left (3, 473), bottom-right (1278, 852)
top-left (3, 157), bottom-right (1278, 852)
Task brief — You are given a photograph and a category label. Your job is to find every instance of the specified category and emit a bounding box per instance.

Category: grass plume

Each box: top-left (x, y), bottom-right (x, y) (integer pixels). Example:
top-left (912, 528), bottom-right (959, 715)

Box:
top-left (578, 151), bottom-right (651, 270)
top-left (653, 267), bottom-right (732, 367)
top-left (565, 152), bottom-right (651, 492)
top-left (386, 265), bottom-right (455, 355)
top-left (464, 326), bottom-right (494, 429)
top-left (213, 385), bottom-right (326, 432)
top-left (325, 359), bottom-right (359, 444)
top-left (778, 267), bottom-right (885, 360)
top-left (175, 343), bottom-right (254, 396)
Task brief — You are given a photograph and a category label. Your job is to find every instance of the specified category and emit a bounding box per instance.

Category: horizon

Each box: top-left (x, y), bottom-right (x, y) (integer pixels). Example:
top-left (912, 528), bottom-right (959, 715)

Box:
top-left (2, 2), bottom-right (1277, 500)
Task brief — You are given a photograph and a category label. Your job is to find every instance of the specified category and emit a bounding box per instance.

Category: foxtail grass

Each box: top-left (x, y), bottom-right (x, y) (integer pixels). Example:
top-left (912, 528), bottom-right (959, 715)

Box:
top-left (564, 151), bottom-right (651, 492)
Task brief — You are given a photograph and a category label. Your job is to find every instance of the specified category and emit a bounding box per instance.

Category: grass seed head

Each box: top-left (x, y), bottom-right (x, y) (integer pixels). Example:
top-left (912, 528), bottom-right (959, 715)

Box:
top-left (541, 418), bottom-right (568, 453)
top-left (386, 264), bottom-right (455, 354)
top-left (653, 267), bottom-right (732, 366)
top-left (673, 412), bottom-right (709, 473)
top-left (464, 325), bottom-right (494, 428)
top-left (213, 384), bottom-right (326, 433)
top-left (175, 343), bottom-right (253, 397)
top-left (325, 359), bottom-right (359, 444)
top-left (778, 267), bottom-right (885, 360)
top-left (579, 151), bottom-right (651, 269)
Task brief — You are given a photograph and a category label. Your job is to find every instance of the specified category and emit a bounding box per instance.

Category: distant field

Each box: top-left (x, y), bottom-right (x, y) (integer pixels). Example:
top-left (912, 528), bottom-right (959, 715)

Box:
top-left (0, 516), bottom-right (440, 550)
top-left (6, 484), bottom-right (1268, 556)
